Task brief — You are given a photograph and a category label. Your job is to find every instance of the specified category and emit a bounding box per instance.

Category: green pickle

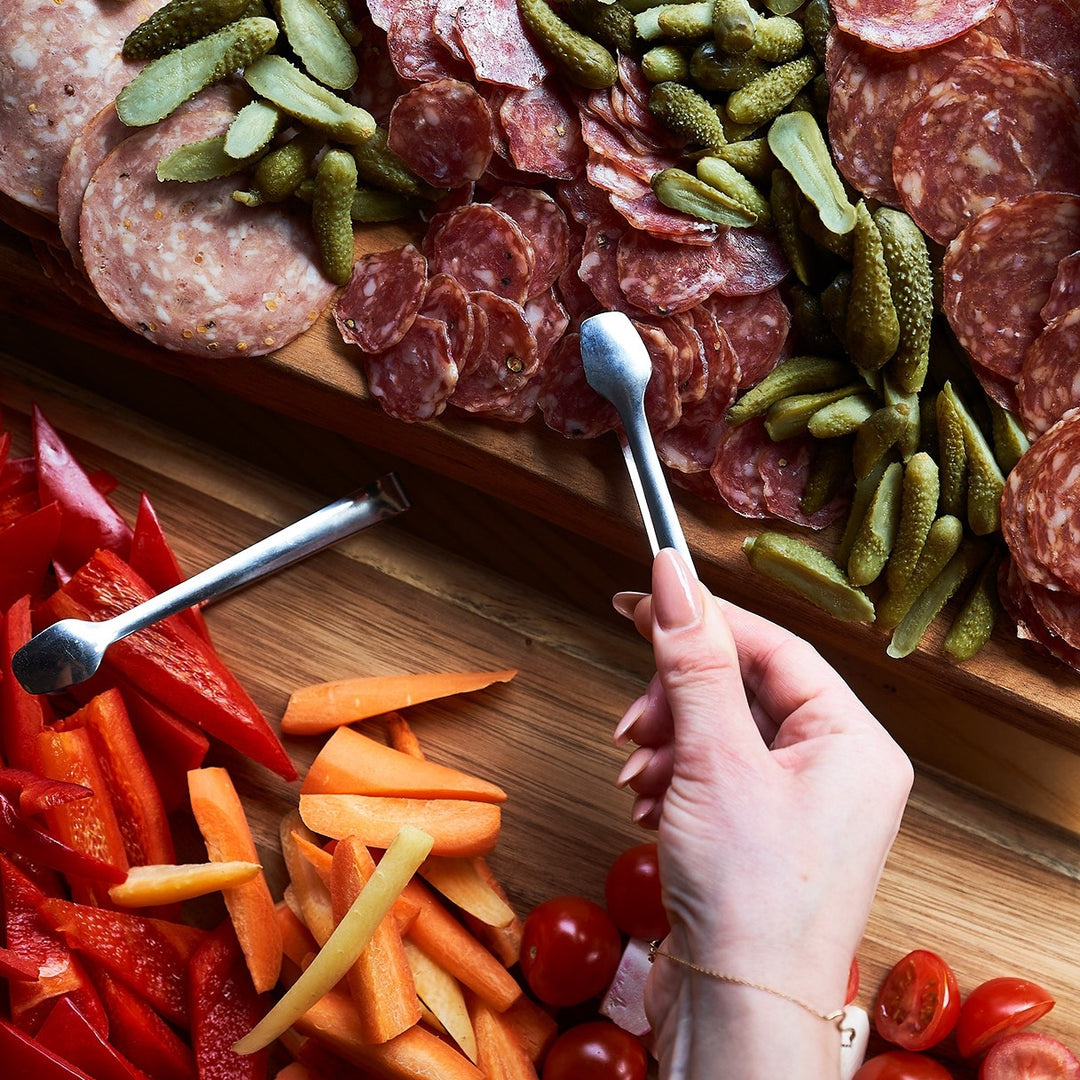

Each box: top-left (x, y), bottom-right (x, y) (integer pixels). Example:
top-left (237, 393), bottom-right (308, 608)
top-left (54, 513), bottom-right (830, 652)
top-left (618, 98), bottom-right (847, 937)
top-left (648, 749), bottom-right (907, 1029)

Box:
top-left (847, 460), bottom-right (902, 588)
top-left (885, 451), bottom-right (940, 594)
top-left (728, 54), bottom-right (818, 129)
top-left (518, 0), bottom-right (618, 88)
top-left (157, 134), bottom-right (261, 182)
top-left (728, 355), bottom-right (853, 425)
top-left (649, 81), bottom-right (728, 151)
top-left (711, 0), bottom-right (759, 51)
top-left (845, 201), bottom-right (901, 372)
top-left (312, 148), bottom-right (358, 286)
top-left (875, 207), bottom-right (932, 394)
top-left (763, 383), bottom-right (864, 441)
top-left (943, 550), bottom-right (1001, 662)
top-left (651, 168), bottom-right (759, 226)
top-left (122, 0), bottom-right (255, 61)
top-left (566, 0), bottom-right (638, 52)
top-left (277, 0), bottom-right (359, 91)
top-left (876, 514), bottom-right (963, 633)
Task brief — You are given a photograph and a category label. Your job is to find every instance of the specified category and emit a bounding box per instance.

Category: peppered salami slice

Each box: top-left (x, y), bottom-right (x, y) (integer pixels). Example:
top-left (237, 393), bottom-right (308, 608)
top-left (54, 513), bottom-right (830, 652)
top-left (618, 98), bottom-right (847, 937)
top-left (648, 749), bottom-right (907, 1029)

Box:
top-left (387, 78), bottom-right (496, 188)
top-left (557, 248), bottom-right (601, 323)
top-left (587, 155), bottom-right (652, 201)
top-left (419, 271), bottom-right (475, 363)
top-left (334, 244), bottom-right (429, 353)
top-left (523, 288), bottom-right (571, 363)
top-left (498, 83), bottom-right (588, 180)
top-left (893, 56), bottom-right (1080, 246)
top-left (1042, 253), bottom-right (1080, 324)
top-left (451, 290), bottom-right (539, 412)
top-left (759, 436), bottom-right (849, 529)
top-left (454, 0), bottom-right (551, 89)
top-left (1025, 573), bottom-right (1080, 651)
top-left (703, 289), bottom-right (790, 389)
top-left (536, 333), bottom-right (619, 438)
top-left (826, 29), bottom-right (1007, 207)
top-left (578, 211), bottom-right (631, 312)
top-left (81, 101), bottom-right (335, 358)
top-left (363, 314), bottom-right (459, 422)
top-left (663, 313), bottom-right (708, 404)
top-left (831, 0), bottom-right (999, 51)
top-left (708, 417), bottom-right (772, 519)
top-left (942, 192), bottom-right (1080, 383)
top-left (1017, 307), bottom-right (1080, 437)
top-left (994, 0), bottom-right (1080, 92)
top-left (711, 228), bottom-right (791, 296)
top-left (580, 116), bottom-right (681, 188)
top-left (617, 232), bottom-right (730, 316)
top-left (608, 191), bottom-right (720, 246)
top-left (998, 558), bottom-right (1080, 672)
top-left (488, 186), bottom-right (572, 297)
top-left (430, 203), bottom-right (535, 302)
top-left (387, 0), bottom-right (471, 82)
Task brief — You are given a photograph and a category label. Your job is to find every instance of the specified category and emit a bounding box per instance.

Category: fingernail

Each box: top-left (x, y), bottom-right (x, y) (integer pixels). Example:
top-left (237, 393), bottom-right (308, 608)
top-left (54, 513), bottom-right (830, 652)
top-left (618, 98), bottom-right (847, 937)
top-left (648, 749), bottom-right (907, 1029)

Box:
top-left (653, 549), bottom-right (702, 631)
top-left (612, 591), bottom-right (647, 619)
top-left (631, 795), bottom-right (659, 826)
top-left (613, 695), bottom-right (647, 745)
top-left (616, 747), bottom-right (654, 788)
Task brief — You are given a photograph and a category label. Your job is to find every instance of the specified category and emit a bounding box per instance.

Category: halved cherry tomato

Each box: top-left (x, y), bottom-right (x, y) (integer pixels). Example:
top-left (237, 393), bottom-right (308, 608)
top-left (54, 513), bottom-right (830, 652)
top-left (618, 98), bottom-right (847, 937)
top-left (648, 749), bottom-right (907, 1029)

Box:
top-left (874, 949), bottom-right (961, 1051)
top-left (979, 1032), bottom-right (1080, 1079)
top-left (853, 1050), bottom-right (955, 1080)
top-left (520, 896), bottom-right (622, 1008)
top-left (604, 842), bottom-right (669, 942)
top-left (956, 977), bottom-right (1055, 1059)
top-left (541, 1020), bottom-right (648, 1080)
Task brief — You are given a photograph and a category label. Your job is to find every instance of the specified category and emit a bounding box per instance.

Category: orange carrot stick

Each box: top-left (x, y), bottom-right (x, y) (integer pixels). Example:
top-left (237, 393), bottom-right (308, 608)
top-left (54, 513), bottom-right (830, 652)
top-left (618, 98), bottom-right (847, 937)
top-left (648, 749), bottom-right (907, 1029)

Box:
top-left (279, 812), bottom-right (335, 945)
top-left (469, 993), bottom-right (539, 1080)
top-left (331, 835), bottom-right (421, 1043)
top-left (187, 767), bottom-right (282, 993)
top-left (300, 727), bottom-right (507, 802)
top-left (280, 670), bottom-right (517, 736)
top-left (385, 712), bottom-right (425, 759)
top-left (299, 794), bottom-right (500, 858)
top-left (500, 995), bottom-right (558, 1065)
top-left (462, 858), bottom-right (524, 968)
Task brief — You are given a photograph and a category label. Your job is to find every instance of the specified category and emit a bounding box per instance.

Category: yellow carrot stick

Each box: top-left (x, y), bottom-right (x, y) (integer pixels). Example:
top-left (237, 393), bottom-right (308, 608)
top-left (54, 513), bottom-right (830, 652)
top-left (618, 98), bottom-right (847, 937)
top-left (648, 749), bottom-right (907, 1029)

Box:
top-left (108, 860), bottom-right (261, 907)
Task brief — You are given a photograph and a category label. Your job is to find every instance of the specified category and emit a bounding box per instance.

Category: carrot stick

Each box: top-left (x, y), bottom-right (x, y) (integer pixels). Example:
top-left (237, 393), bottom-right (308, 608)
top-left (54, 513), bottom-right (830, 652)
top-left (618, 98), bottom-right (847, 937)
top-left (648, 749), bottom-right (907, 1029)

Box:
top-left (418, 857), bottom-right (516, 927)
top-left (280, 670), bottom-right (517, 736)
top-left (331, 835), bottom-right (421, 1043)
top-left (400, 878), bottom-right (521, 1013)
top-left (300, 727), bottom-right (506, 802)
top-left (385, 712), bottom-right (424, 759)
top-left (500, 995), bottom-right (558, 1065)
top-left (469, 993), bottom-right (539, 1080)
top-left (187, 767), bottom-right (282, 993)
top-left (299, 794), bottom-right (501, 858)
top-left (404, 939), bottom-right (477, 1063)
top-left (279, 812), bottom-right (335, 945)
top-left (462, 858), bottom-right (524, 968)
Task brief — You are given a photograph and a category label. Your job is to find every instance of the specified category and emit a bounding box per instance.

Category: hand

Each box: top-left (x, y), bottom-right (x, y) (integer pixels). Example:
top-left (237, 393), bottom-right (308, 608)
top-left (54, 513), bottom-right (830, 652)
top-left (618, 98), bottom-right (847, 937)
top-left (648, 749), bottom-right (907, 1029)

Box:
top-left (612, 549), bottom-right (913, 1079)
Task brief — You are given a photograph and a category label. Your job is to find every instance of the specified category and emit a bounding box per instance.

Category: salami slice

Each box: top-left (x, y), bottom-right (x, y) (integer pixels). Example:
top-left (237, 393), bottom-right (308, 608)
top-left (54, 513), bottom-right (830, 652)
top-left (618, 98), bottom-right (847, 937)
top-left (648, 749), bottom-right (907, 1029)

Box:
top-left (632, 320), bottom-right (684, 434)
top-left (499, 83), bottom-right (588, 180)
top-left (992, 0), bottom-right (1080, 91)
top-left (1025, 572), bottom-right (1080, 652)
top-left (942, 192), bottom-right (1080, 383)
top-left (80, 98), bottom-right (335, 358)
top-left (387, 78), bottom-right (497, 188)
top-left (419, 271), bottom-right (475, 364)
top-left (0, 0), bottom-right (154, 217)
top-left (1017, 307), bottom-right (1080, 437)
top-left (826, 28), bottom-right (1007, 207)
top-left (1042, 253), bottom-right (1080, 324)
top-left (708, 418), bottom-right (772, 519)
top-left (451, 290), bottom-right (539, 412)
top-left (710, 228), bottom-right (790, 297)
top-left (703, 289), bottom-right (790, 389)
top-left (523, 288), bottom-right (570, 364)
top-left (663, 312), bottom-right (708, 404)
top-left (363, 314), bottom-right (459, 422)
top-left (453, 0), bottom-right (551, 90)
top-left (430, 202), bottom-right (535, 303)
top-left (578, 211), bottom-right (631, 312)
top-left (334, 243), bottom-right (429, 353)
top-left (893, 55), bottom-right (1080, 245)
top-left (608, 191), bottom-right (720, 246)
top-left (617, 232), bottom-right (730, 316)
top-left (830, 0), bottom-right (999, 51)
top-left (759, 436), bottom-right (849, 530)
top-left (999, 558), bottom-right (1080, 673)
top-left (386, 0), bottom-right (471, 83)
top-left (487, 186), bottom-right (572, 297)
top-left (536, 333), bottom-right (619, 438)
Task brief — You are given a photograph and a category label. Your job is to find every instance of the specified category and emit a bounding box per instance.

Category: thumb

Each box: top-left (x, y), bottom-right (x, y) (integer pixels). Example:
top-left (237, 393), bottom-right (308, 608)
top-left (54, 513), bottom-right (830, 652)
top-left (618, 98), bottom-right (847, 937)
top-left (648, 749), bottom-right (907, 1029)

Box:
top-left (650, 549), bottom-right (764, 764)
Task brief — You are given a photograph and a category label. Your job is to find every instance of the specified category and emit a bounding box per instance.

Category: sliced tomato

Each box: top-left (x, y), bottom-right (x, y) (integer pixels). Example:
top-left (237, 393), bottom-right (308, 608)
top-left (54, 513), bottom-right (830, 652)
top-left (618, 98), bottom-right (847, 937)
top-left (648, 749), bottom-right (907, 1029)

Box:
top-left (853, 1051), bottom-right (956, 1080)
top-left (956, 977), bottom-right (1055, 1058)
top-left (979, 1032), bottom-right (1080, 1079)
top-left (874, 949), bottom-right (961, 1051)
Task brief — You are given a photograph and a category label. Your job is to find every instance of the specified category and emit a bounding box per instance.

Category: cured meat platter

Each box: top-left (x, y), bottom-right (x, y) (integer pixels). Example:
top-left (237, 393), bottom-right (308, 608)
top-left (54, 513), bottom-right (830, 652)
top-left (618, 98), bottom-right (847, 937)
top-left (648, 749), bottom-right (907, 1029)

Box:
top-left (4, 346), bottom-right (1080, 1061)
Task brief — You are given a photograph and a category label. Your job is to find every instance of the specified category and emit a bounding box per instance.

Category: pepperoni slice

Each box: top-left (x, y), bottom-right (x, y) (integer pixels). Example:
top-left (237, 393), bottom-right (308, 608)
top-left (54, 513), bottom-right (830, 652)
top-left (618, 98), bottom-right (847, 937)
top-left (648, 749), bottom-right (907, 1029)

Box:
top-left (334, 244), bottom-right (429, 353)
top-left (488, 186), bottom-right (572, 297)
top-left (893, 55), bottom-right (1080, 245)
top-left (1017, 307), bottom-right (1080, 438)
top-left (999, 558), bottom-right (1080, 673)
top-left (710, 228), bottom-right (790, 297)
top-left (362, 314), bottom-right (458, 422)
top-left (830, 0), bottom-right (999, 51)
top-left (608, 190), bottom-right (720, 246)
top-left (430, 202), bottom-right (535, 303)
top-left (451, 290), bottom-right (539, 412)
top-left (993, 0), bottom-right (1080, 90)
top-left (578, 211), bottom-right (631, 312)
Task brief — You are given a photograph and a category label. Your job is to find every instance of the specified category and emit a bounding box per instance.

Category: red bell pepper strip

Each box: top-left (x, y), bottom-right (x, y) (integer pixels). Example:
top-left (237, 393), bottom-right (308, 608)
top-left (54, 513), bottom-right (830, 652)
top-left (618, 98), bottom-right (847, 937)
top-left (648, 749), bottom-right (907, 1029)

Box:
top-left (36, 724), bottom-right (130, 905)
top-left (190, 922), bottom-right (269, 1080)
top-left (0, 790), bottom-right (125, 885)
top-left (1, 595), bottom-right (52, 771)
top-left (0, 766), bottom-right (92, 816)
top-left (0, 855), bottom-right (109, 1036)
top-left (0, 501), bottom-right (62, 610)
top-left (0, 943), bottom-right (40, 980)
top-left (32, 405), bottom-right (132, 577)
top-left (0, 1018), bottom-right (96, 1080)
top-left (38, 896), bottom-right (209, 1028)
top-left (36, 995), bottom-right (147, 1080)
top-left (0, 454), bottom-right (39, 527)
top-left (96, 970), bottom-right (197, 1080)
top-left (38, 550), bottom-right (296, 781)
top-left (130, 492), bottom-right (210, 639)
top-left (87, 468), bottom-right (119, 497)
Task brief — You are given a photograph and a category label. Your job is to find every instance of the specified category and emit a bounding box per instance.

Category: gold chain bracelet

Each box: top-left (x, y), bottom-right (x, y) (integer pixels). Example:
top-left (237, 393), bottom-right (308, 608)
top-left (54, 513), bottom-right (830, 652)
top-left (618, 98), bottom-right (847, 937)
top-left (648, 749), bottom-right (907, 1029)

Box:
top-left (649, 941), bottom-right (856, 1047)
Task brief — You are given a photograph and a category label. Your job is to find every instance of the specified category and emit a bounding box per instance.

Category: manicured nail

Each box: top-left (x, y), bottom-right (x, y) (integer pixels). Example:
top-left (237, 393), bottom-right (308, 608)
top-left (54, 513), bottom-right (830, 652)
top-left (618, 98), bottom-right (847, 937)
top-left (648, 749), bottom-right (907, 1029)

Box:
top-left (613, 695), bottom-right (647, 745)
top-left (612, 591), bottom-right (647, 619)
top-left (631, 795), bottom-right (659, 826)
top-left (616, 746), bottom-right (654, 788)
top-left (653, 549), bottom-right (701, 631)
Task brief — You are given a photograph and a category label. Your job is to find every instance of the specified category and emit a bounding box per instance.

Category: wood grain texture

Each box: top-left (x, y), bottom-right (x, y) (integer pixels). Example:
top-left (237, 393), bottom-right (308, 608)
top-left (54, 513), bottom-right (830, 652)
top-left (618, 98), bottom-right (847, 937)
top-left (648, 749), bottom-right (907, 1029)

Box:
top-left (2, 352), bottom-right (1080, 1067)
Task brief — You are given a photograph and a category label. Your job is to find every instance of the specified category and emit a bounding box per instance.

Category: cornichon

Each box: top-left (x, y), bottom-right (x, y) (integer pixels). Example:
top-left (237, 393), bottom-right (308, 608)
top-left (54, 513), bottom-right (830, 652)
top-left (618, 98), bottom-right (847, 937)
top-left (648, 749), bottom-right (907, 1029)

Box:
top-left (853, 404), bottom-right (907, 481)
top-left (883, 376), bottom-right (920, 461)
top-left (649, 81), bottom-right (728, 150)
top-left (116, 17), bottom-right (279, 127)
top-left (244, 54), bottom-right (376, 143)
top-left (989, 398), bottom-right (1030, 475)
top-left (312, 148), bottom-right (357, 286)
top-left (714, 137), bottom-right (776, 180)
top-left (314, 0), bottom-right (363, 45)
top-left (876, 514), bottom-right (964, 633)
top-left (233, 125), bottom-right (324, 205)
top-left (943, 550), bottom-right (1001, 662)
top-left (836, 455), bottom-right (888, 569)
top-left (276, 0), bottom-right (359, 91)
top-left (885, 451), bottom-right (939, 594)
top-left (351, 127), bottom-right (441, 199)
top-left (726, 54), bottom-right (817, 127)
top-left (295, 181), bottom-right (414, 223)
top-left (711, 0), bottom-right (758, 52)
top-left (845, 201), bottom-right (901, 372)
top-left (641, 45), bottom-right (690, 83)
top-left (224, 99), bottom-right (282, 159)
top-left (748, 15), bottom-right (804, 62)
top-left (847, 459), bottom-right (902, 588)
top-left (940, 381), bottom-right (1006, 536)
top-left (800, 437), bottom-right (851, 515)
top-left (728, 355), bottom-right (853, 425)
top-left (566, 0), bottom-right (638, 53)
top-left (802, 0), bottom-right (835, 63)
top-left (121, 0), bottom-right (256, 61)
top-left (767, 109), bottom-right (855, 236)
top-left (764, 383), bottom-right (864, 441)
top-left (519, 0), bottom-right (618, 88)
top-left (695, 155), bottom-right (771, 222)
top-left (651, 168), bottom-right (758, 226)
top-left (769, 168), bottom-right (813, 286)
top-left (689, 43), bottom-right (767, 91)
top-left (806, 392), bottom-right (876, 438)
top-left (157, 134), bottom-right (262, 181)
top-left (935, 386), bottom-right (968, 519)
top-left (743, 532), bottom-right (875, 622)
top-left (657, 0), bottom-right (713, 38)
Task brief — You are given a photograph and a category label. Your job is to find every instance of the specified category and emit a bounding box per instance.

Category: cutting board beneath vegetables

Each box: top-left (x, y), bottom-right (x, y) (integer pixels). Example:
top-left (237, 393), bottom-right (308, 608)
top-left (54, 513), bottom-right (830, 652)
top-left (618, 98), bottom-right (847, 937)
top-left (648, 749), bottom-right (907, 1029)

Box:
top-left (6, 220), bottom-right (1080, 836)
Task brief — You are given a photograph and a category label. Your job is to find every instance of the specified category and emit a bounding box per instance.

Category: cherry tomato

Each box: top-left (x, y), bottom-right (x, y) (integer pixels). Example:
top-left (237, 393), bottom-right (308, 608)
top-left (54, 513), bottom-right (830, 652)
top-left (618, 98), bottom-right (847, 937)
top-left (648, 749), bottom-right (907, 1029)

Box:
top-left (853, 1051), bottom-right (956, 1080)
top-left (874, 949), bottom-right (961, 1052)
top-left (604, 843), bottom-right (669, 942)
top-left (979, 1032), bottom-right (1080, 1080)
top-left (541, 1020), bottom-right (648, 1080)
top-left (955, 977), bottom-right (1056, 1058)
top-left (520, 896), bottom-right (622, 1008)
top-left (847, 957), bottom-right (861, 1005)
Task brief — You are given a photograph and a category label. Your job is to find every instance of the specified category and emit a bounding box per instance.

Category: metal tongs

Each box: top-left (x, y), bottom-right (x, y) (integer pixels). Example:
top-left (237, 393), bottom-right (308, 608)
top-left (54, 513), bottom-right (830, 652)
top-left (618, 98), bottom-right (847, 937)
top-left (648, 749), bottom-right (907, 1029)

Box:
top-left (12, 474), bottom-right (410, 695)
top-left (580, 312), bottom-right (696, 574)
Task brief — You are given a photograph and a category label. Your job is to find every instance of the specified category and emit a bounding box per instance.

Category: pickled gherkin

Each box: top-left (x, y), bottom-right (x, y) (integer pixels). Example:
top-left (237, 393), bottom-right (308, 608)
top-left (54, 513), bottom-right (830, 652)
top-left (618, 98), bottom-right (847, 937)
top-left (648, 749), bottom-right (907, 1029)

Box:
top-left (711, 0), bottom-right (758, 51)
top-left (846, 201), bottom-right (901, 372)
top-left (312, 148), bottom-right (357, 286)
top-left (277, 0), bottom-right (359, 90)
top-left (847, 459), bottom-right (903, 588)
top-left (122, 0), bottom-right (256, 61)
top-left (727, 54), bottom-right (817, 127)
top-left (886, 452), bottom-right (939, 594)
top-left (566, 0), bottom-right (638, 52)
top-left (519, 0), bottom-right (618, 88)
top-left (728, 355), bottom-right (853, 425)
top-left (875, 207), bottom-right (932, 394)
top-left (651, 168), bottom-right (758, 225)
top-left (943, 550), bottom-right (1001, 661)
top-left (649, 81), bottom-right (728, 150)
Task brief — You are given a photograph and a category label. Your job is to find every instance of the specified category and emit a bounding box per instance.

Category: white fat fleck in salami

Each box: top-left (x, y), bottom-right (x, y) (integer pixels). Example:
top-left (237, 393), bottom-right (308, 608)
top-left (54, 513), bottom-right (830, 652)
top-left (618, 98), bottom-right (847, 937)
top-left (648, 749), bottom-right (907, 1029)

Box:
top-left (617, 231), bottom-right (731, 316)
top-left (0, 0), bottom-right (155, 217)
top-left (334, 243), bottom-right (429, 354)
top-left (759, 436), bottom-right (848, 529)
top-left (826, 28), bottom-right (1006, 207)
top-left (1042, 253), bottom-right (1080, 325)
top-left (830, 0), bottom-right (999, 51)
top-left (453, 0), bottom-right (551, 90)
top-left (430, 203), bottom-right (536, 303)
top-left (536, 332), bottom-right (619, 438)
top-left (892, 55), bottom-right (1080, 246)
top-left (488, 186), bottom-right (572, 298)
top-left (80, 100), bottom-right (335, 358)
top-left (703, 289), bottom-right (790, 390)
top-left (708, 417), bottom-right (773, 519)
top-left (388, 78), bottom-right (497, 188)
top-left (498, 83), bottom-right (588, 180)
top-left (386, 0), bottom-right (471, 83)
top-left (1017, 307), bottom-right (1080, 438)
top-left (942, 192), bottom-right (1080, 384)
top-left (451, 290), bottom-right (539, 412)
top-left (362, 314), bottom-right (459, 422)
